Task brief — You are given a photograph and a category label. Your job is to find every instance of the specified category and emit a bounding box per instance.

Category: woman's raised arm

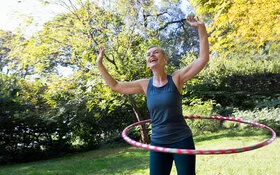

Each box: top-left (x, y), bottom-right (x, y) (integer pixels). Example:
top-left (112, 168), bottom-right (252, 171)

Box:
top-left (173, 17), bottom-right (209, 91)
top-left (96, 46), bottom-right (148, 95)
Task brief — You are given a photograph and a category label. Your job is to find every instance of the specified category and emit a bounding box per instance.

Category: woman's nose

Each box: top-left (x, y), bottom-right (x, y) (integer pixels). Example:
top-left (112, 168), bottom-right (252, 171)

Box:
top-left (149, 52), bottom-right (155, 58)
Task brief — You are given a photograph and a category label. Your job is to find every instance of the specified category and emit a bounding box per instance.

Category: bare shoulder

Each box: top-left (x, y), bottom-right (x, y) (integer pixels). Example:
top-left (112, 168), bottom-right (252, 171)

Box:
top-left (171, 71), bottom-right (183, 94)
top-left (137, 78), bottom-right (149, 94)
top-left (138, 78), bottom-right (149, 83)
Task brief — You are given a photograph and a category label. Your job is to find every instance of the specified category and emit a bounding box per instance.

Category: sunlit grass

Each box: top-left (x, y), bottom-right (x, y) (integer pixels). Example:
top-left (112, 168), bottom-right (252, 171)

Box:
top-left (0, 129), bottom-right (278, 175)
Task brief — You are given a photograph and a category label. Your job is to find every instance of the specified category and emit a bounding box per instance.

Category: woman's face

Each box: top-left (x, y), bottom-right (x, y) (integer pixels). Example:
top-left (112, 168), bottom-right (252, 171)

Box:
top-left (146, 47), bottom-right (167, 69)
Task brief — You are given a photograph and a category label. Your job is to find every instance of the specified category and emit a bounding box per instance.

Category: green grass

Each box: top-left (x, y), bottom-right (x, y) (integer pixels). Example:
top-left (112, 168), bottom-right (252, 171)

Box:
top-left (0, 129), bottom-right (279, 175)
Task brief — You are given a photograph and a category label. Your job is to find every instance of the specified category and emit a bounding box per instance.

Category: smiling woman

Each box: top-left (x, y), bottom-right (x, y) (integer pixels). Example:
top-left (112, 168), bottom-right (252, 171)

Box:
top-left (97, 16), bottom-right (209, 175)
top-left (145, 46), bottom-right (168, 70)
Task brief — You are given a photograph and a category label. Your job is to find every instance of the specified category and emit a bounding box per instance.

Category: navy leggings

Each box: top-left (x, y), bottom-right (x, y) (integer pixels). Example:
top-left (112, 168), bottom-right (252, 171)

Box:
top-left (150, 136), bottom-right (196, 175)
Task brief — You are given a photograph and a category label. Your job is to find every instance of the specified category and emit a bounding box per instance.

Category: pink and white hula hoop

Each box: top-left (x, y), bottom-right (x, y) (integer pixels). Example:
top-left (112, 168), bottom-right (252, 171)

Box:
top-left (122, 116), bottom-right (277, 155)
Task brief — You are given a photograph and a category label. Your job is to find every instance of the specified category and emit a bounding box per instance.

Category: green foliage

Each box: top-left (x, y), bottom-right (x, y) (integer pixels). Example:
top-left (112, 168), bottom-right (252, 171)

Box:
top-left (191, 0), bottom-right (280, 56)
top-left (182, 98), bottom-right (221, 136)
top-left (2, 1), bottom-right (149, 163)
top-left (41, 72), bottom-right (136, 149)
top-left (183, 98), bottom-right (215, 116)
top-left (181, 47), bottom-right (280, 111)
top-left (1, 0), bottom-right (280, 164)
top-left (0, 30), bottom-right (14, 72)
top-left (0, 72), bottom-right (136, 164)
top-left (207, 53), bottom-right (280, 76)
top-left (232, 107), bottom-right (280, 135)
top-left (0, 74), bottom-right (72, 164)
top-left (184, 72), bottom-right (280, 110)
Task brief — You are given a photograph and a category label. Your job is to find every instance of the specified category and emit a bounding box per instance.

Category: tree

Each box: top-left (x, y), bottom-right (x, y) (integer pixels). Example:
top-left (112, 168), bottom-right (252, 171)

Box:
top-left (0, 30), bottom-right (14, 73)
top-left (190, 0), bottom-right (280, 56)
top-left (52, 0), bottom-right (204, 143)
top-left (2, 0), bottom-right (203, 154)
top-left (181, 0), bottom-right (280, 116)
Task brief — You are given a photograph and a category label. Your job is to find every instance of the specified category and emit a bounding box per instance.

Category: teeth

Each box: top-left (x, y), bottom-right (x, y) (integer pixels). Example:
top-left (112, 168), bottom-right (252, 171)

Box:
top-left (150, 59), bottom-right (157, 63)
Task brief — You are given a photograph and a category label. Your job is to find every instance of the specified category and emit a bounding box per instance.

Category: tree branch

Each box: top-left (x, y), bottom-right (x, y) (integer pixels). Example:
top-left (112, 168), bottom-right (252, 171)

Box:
top-left (157, 18), bottom-right (186, 31)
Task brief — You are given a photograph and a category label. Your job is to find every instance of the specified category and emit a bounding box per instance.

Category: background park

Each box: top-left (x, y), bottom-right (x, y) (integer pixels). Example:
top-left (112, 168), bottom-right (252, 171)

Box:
top-left (0, 0), bottom-right (279, 174)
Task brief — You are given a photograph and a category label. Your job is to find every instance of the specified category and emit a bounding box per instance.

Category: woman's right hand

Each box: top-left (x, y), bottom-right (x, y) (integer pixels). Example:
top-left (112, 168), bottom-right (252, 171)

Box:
top-left (96, 46), bottom-right (105, 65)
top-left (186, 16), bottom-right (204, 29)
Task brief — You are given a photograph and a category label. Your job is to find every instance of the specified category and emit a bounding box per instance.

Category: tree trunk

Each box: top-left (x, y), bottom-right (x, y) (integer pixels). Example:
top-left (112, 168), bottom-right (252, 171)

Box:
top-left (128, 96), bottom-right (149, 144)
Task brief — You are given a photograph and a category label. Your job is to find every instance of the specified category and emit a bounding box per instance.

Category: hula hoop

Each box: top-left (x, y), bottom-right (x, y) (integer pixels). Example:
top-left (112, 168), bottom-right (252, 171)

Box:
top-left (122, 116), bottom-right (277, 155)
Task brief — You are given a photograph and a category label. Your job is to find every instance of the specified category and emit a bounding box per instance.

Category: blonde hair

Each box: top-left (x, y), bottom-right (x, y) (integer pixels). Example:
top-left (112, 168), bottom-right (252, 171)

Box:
top-left (147, 46), bottom-right (167, 57)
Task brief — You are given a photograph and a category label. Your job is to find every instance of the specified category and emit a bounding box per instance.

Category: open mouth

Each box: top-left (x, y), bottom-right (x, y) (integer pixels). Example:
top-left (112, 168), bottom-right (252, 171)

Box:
top-left (150, 58), bottom-right (158, 63)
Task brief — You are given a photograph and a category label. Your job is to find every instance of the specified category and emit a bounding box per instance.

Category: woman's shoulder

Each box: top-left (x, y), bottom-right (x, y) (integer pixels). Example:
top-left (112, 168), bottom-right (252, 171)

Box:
top-left (134, 78), bottom-right (149, 88)
top-left (136, 78), bottom-right (150, 95)
top-left (137, 78), bottom-right (150, 83)
top-left (170, 72), bottom-right (183, 94)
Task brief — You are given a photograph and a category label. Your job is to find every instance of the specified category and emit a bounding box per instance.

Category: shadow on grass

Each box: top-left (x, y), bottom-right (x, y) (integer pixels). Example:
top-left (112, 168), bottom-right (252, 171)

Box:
top-left (90, 148), bottom-right (149, 175)
top-left (0, 147), bottom-right (150, 175)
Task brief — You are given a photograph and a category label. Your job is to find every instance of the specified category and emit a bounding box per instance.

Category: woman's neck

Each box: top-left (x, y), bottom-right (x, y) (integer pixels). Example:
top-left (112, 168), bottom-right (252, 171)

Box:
top-left (152, 70), bottom-right (168, 87)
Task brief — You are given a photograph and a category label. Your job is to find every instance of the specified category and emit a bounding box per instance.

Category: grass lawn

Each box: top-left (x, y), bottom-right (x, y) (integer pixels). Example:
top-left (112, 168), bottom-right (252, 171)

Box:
top-left (0, 128), bottom-right (279, 175)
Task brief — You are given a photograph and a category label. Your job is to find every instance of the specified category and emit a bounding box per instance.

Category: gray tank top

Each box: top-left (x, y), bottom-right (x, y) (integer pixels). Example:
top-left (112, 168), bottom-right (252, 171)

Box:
top-left (146, 75), bottom-right (192, 144)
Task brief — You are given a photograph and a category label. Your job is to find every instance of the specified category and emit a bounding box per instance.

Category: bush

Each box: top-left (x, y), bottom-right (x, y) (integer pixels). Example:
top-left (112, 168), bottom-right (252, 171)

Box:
top-left (0, 114), bottom-right (72, 164)
top-left (183, 99), bottom-right (221, 136)
top-left (185, 73), bottom-right (280, 110)
top-left (232, 108), bottom-right (280, 135)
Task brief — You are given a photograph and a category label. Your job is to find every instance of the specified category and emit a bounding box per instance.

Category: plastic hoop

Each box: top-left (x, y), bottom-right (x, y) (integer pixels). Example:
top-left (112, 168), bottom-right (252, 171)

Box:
top-left (122, 116), bottom-right (277, 155)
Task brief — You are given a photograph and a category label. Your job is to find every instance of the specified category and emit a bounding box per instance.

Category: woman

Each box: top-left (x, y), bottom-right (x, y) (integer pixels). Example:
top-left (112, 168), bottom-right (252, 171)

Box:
top-left (96, 16), bottom-right (209, 175)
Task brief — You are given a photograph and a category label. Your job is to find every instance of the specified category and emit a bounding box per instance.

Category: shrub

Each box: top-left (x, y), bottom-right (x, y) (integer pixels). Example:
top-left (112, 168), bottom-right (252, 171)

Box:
top-left (0, 114), bottom-right (72, 164)
top-left (185, 73), bottom-right (280, 110)
top-left (183, 99), bottom-right (221, 136)
top-left (232, 108), bottom-right (280, 135)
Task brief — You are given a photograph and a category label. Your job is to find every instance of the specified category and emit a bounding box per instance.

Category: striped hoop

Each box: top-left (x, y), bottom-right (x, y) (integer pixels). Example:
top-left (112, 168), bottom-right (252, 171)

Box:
top-left (122, 116), bottom-right (277, 155)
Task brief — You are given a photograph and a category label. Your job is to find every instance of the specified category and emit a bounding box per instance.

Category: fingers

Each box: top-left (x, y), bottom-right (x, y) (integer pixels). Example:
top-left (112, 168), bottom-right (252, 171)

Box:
top-left (97, 46), bottom-right (105, 64)
top-left (186, 15), bottom-right (203, 29)
top-left (186, 16), bottom-right (200, 23)
top-left (98, 46), bottom-right (105, 58)
top-left (99, 46), bottom-right (104, 53)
